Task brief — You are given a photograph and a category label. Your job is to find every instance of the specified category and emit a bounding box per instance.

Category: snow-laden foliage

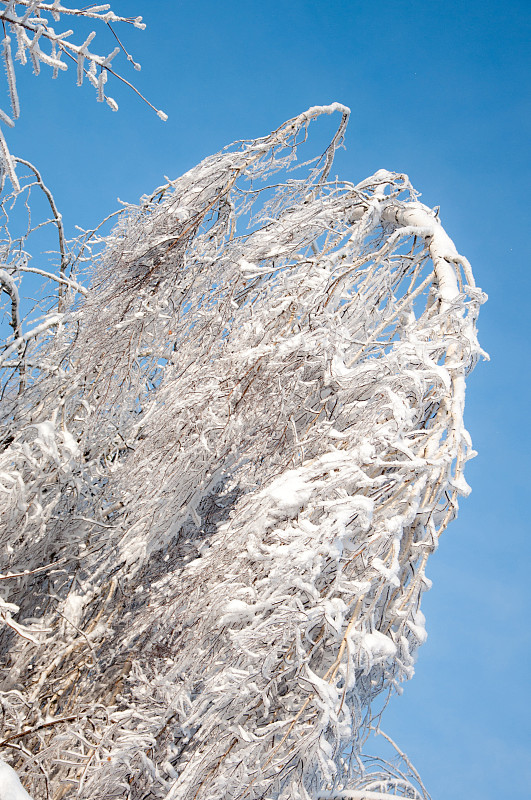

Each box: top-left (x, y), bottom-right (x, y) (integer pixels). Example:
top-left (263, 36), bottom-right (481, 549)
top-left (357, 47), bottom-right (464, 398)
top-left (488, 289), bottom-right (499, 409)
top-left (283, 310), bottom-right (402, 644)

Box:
top-left (0, 2), bottom-right (165, 189)
top-left (0, 105), bottom-right (484, 799)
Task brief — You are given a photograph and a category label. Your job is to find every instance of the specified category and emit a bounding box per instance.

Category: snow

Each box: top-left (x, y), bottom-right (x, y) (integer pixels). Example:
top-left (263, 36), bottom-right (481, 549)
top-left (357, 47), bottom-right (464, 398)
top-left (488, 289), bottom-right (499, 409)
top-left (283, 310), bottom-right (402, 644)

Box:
top-left (0, 760), bottom-right (34, 800)
top-left (406, 609), bottom-right (428, 645)
top-left (62, 592), bottom-right (86, 629)
top-left (61, 426), bottom-right (81, 458)
top-left (361, 631), bottom-right (397, 661)
top-left (260, 469), bottom-right (318, 520)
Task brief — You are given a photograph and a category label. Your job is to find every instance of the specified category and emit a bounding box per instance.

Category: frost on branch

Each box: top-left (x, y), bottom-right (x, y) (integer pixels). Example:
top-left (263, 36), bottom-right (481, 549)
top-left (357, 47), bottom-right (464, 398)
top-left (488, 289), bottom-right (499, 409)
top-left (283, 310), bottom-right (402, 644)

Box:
top-left (0, 2), bottom-right (165, 189)
top-left (0, 105), bottom-right (485, 799)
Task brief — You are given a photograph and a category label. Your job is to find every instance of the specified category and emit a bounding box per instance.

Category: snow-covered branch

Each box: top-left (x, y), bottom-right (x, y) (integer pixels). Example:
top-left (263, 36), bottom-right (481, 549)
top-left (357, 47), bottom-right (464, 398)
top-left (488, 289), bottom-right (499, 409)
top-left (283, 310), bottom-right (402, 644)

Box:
top-left (320, 793), bottom-right (420, 800)
top-left (0, 105), bottom-right (485, 799)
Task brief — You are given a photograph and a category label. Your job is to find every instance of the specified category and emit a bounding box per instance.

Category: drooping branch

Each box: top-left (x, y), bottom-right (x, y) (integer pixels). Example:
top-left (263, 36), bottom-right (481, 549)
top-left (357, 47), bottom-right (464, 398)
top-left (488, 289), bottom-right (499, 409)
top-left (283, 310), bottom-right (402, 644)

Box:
top-left (0, 105), bottom-right (484, 800)
top-left (0, 266), bottom-right (20, 338)
top-left (0, 311), bottom-right (62, 366)
top-left (13, 157), bottom-right (67, 292)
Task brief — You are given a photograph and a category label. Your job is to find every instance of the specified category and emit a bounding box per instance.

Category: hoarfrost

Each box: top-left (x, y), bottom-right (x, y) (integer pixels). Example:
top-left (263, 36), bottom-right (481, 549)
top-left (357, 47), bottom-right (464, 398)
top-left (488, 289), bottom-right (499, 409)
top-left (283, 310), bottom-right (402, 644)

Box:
top-left (0, 104), bottom-right (484, 800)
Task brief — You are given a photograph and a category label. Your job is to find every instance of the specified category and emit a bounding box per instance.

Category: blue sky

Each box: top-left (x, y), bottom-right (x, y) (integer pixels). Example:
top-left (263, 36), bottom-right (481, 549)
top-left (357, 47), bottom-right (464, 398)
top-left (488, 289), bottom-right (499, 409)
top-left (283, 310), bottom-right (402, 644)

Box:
top-left (6, 1), bottom-right (530, 798)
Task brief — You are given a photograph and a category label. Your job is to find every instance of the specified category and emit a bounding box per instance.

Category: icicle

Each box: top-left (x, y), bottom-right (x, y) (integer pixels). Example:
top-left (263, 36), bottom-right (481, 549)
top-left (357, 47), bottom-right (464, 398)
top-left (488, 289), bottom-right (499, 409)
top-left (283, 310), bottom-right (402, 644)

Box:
top-left (28, 26), bottom-right (44, 76)
top-left (97, 68), bottom-right (107, 102)
top-left (2, 36), bottom-right (19, 119)
top-left (0, 125), bottom-right (18, 190)
top-left (14, 26), bottom-right (27, 66)
top-left (76, 50), bottom-right (84, 85)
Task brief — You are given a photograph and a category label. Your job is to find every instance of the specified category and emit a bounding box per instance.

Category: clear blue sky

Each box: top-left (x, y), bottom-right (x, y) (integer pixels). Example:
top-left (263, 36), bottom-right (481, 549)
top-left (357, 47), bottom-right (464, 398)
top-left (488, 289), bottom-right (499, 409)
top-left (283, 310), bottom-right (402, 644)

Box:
top-left (7, 1), bottom-right (530, 798)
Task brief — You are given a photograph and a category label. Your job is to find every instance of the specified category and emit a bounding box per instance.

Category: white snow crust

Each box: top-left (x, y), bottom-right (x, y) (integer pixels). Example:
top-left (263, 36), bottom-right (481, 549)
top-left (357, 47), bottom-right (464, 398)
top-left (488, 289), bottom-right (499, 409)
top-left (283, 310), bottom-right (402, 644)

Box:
top-left (0, 761), bottom-right (34, 800)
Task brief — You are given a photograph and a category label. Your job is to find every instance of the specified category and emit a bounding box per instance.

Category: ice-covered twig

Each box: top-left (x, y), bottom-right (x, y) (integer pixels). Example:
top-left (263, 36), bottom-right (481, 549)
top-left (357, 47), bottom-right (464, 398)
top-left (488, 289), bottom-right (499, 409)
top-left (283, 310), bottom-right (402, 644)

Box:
top-left (0, 2), bottom-right (166, 187)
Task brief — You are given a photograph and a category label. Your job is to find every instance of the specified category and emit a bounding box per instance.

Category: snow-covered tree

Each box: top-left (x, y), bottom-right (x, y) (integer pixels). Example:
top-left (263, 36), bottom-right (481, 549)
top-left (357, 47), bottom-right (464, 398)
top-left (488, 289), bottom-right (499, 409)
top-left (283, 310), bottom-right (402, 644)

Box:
top-left (0, 21), bottom-right (484, 799)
